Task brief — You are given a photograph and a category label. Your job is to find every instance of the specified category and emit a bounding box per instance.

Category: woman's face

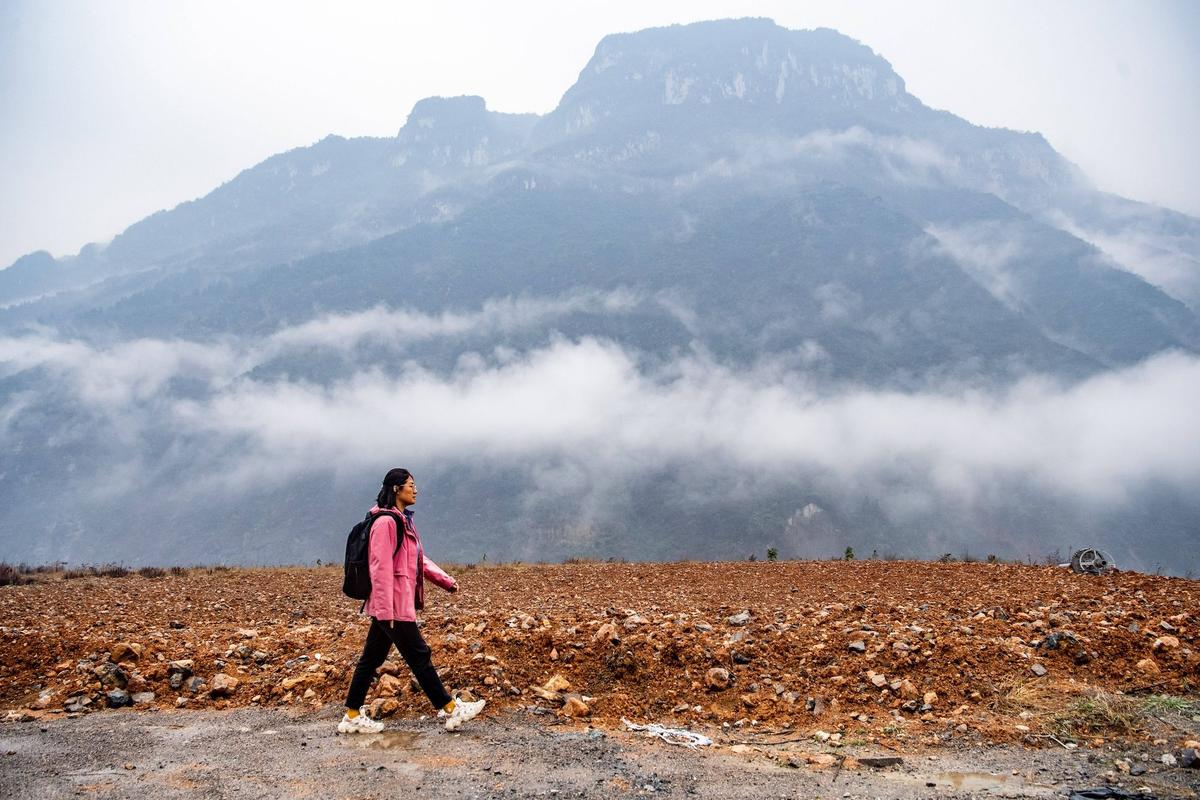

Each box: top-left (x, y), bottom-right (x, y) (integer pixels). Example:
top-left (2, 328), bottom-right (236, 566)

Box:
top-left (394, 476), bottom-right (417, 508)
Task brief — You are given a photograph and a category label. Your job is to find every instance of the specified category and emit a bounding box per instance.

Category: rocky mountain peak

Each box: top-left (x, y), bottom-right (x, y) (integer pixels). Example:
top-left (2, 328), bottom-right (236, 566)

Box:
top-left (538, 18), bottom-right (916, 146)
top-left (395, 95), bottom-right (538, 169)
top-left (399, 95), bottom-right (490, 136)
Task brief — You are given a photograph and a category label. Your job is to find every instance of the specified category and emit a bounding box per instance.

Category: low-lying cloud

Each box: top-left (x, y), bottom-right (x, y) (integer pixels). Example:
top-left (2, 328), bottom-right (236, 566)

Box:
top-left (4, 301), bottom-right (1198, 516)
top-left (926, 222), bottom-right (1027, 311)
top-left (1049, 210), bottom-right (1200, 310)
top-left (261, 289), bottom-right (644, 356)
top-left (672, 127), bottom-right (963, 191)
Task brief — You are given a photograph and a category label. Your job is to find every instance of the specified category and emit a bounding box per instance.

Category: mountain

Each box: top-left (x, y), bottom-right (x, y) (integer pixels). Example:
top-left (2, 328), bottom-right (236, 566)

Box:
top-left (1, 19), bottom-right (1197, 575)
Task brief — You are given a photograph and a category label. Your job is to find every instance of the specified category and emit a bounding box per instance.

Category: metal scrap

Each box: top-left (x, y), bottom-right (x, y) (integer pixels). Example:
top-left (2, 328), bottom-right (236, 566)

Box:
top-left (1070, 548), bottom-right (1115, 575)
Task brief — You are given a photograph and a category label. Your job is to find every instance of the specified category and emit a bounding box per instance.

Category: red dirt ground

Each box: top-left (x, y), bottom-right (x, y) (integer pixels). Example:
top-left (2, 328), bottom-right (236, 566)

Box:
top-left (2, 561), bottom-right (1197, 748)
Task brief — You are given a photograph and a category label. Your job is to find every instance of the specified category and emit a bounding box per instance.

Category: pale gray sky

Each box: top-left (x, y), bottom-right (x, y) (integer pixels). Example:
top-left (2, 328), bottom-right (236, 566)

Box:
top-left (1, 0), bottom-right (1197, 268)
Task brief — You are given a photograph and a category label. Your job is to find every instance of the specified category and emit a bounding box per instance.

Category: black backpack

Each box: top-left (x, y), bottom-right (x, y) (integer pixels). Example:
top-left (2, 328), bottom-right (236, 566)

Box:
top-left (342, 510), bottom-right (404, 600)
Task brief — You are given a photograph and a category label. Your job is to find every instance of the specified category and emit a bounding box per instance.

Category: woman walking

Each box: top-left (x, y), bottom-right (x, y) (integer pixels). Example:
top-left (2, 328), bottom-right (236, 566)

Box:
top-left (338, 468), bottom-right (485, 733)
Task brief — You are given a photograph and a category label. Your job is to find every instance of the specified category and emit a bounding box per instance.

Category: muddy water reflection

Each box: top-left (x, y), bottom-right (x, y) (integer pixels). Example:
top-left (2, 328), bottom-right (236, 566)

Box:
top-left (346, 731), bottom-right (422, 750)
top-left (885, 768), bottom-right (1060, 797)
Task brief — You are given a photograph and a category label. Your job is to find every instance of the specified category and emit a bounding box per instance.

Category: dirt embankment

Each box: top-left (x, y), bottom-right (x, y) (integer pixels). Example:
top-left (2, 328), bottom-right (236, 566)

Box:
top-left (1, 561), bottom-right (1197, 750)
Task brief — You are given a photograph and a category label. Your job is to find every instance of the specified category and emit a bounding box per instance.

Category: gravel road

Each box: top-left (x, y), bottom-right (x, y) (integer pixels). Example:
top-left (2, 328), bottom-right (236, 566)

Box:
top-left (3, 706), bottom-right (1197, 799)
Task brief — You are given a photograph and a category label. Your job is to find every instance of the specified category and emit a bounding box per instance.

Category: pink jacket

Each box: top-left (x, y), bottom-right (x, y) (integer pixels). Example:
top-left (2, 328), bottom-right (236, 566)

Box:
top-left (363, 505), bottom-right (457, 622)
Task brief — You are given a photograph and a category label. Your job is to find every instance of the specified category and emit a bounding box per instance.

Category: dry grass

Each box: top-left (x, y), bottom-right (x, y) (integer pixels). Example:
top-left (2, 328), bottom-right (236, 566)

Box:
top-left (0, 563), bottom-right (35, 587)
top-left (61, 564), bottom-right (130, 580)
top-left (990, 679), bottom-right (1160, 739)
top-left (1053, 691), bottom-right (1145, 738)
top-left (989, 678), bottom-right (1079, 718)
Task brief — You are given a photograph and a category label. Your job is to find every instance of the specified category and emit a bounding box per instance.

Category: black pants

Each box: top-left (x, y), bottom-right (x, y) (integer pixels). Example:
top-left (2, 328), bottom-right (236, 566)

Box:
top-left (344, 618), bottom-right (452, 711)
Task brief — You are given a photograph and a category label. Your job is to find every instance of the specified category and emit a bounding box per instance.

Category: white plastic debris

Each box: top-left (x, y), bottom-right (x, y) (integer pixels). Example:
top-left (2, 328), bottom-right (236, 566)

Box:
top-left (621, 718), bottom-right (713, 748)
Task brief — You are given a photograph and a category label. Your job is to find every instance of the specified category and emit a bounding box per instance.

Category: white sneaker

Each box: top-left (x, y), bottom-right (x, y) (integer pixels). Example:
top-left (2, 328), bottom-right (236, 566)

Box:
top-left (337, 707), bottom-right (384, 734)
top-left (443, 697), bottom-right (486, 731)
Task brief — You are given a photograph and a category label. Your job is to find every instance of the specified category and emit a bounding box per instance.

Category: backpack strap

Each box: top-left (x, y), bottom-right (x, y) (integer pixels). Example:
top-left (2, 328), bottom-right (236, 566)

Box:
top-left (367, 510), bottom-right (406, 556)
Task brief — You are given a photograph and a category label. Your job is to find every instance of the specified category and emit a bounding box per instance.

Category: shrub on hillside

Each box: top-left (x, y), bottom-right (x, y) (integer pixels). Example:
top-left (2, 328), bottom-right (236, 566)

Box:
top-left (0, 562), bottom-right (35, 586)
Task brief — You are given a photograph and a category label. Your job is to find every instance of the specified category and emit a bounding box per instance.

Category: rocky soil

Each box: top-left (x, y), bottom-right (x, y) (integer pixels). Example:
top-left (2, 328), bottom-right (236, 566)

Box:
top-left (2, 560), bottom-right (1198, 786)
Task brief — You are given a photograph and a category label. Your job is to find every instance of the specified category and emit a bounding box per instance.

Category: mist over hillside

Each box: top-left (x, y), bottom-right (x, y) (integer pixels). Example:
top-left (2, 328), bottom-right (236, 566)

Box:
top-left (2, 19), bottom-right (1198, 574)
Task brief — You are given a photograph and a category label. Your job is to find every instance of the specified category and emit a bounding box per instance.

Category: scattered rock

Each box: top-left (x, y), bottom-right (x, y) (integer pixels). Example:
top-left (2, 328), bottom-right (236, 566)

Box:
top-left (543, 675), bottom-right (571, 693)
top-left (109, 642), bottom-right (143, 663)
top-left (923, 691), bottom-right (938, 706)
top-left (1135, 658), bottom-right (1160, 676)
top-left (63, 696), bottom-right (91, 713)
top-left (530, 686), bottom-right (562, 703)
top-left (209, 673), bottom-right (238, 698)
top-left (705, 668), bottom-right (731, 691)
top-left (375, 674), bottom-right (404, 697)
top-left (560, 695), bottom-right (590, 718)
top-left (798, 752), bottom-right (838, 768)
top-left (593, 622), bottom-right (620, 645)
top-left (280, 675), bottom-right (316, 691)
top-left (1177, 748), bottom-right (1199, 769)
top-left (1031, 663), bottom-right (1048, 677)
top-left (94, 663), bottom-right (128, 691)
top-left (1039, 632), bottom-right (1077, 650)
top-left (858, 756), bottom-right (903, 768)
top-left (368, 698), bottom-right (400, 719)
top-left (105, 689), bottom-right (132, 708)
top-left (2, 561), bottom-right (1196, 741)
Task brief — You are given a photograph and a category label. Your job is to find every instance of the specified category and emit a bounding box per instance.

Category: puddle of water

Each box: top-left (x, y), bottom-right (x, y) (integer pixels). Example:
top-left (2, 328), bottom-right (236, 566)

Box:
top-left (885, 769), bottom-right (1059, 797)
top-left (938, 771), bottom-right (1016, 791)
top-left (345, 731), bottom-right (422, 750)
